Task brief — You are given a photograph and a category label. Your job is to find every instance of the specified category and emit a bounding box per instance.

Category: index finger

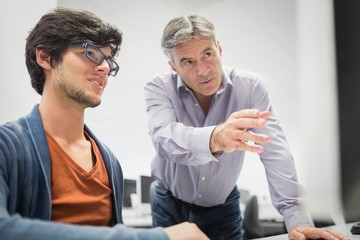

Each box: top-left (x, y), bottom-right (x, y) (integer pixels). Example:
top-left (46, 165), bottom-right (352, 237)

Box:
top-left (231, 109), bottom-right (270, 119)
top-left (259, 111), bottom-right (270, 119)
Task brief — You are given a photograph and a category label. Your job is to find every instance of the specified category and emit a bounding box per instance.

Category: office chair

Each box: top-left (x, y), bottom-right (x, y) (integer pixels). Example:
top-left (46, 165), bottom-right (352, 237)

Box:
top-left (243, 195), bottom-right (287, 239)
top-left (243, 195), bottom-right (264, 239)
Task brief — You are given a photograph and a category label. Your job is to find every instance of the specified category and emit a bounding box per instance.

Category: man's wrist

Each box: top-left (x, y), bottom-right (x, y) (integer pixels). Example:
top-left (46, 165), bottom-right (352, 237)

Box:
top-left (210, 126), bottom-right (220, 153)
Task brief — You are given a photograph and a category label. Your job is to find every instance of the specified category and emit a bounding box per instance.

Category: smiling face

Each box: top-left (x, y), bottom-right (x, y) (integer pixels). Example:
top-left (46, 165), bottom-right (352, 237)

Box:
top-left (51, 45), bottom-right (112, 108)
top-left (169, 38), bottom-right (223, 104)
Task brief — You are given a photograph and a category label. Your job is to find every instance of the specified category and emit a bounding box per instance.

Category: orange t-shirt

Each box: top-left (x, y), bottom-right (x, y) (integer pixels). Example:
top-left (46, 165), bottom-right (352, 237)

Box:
top-left (47, 131), bottom-right (112, 226)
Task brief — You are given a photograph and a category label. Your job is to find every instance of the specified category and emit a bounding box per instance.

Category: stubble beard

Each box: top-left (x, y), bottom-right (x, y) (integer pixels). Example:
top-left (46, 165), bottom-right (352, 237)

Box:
top-left (64, 84), bottom-right (101, 108)
top-left (57, 72), bottom-right (101, 108)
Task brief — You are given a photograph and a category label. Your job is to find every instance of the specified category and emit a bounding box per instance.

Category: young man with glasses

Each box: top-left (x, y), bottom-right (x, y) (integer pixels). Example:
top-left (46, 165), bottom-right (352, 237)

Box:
top-left (0, 7), bottom-right (208, 240)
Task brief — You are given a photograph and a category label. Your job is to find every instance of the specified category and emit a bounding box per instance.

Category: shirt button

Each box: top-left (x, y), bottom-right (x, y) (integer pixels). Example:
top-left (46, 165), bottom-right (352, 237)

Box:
top-left (198, 194), bottom-right (202, 198)
top-left (201, 176), bottom-right (205, 181)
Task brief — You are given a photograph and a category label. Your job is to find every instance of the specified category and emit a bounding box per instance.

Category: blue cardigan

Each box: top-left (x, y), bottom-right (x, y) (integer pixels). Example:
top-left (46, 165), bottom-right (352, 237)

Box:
top-left (0, 105), bottom-right (167, 240)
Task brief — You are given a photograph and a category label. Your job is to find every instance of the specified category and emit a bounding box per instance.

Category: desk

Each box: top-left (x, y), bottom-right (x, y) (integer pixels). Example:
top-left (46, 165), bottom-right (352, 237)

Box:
top-left (257, 222), bottom-right (360, 239)
top-left (123, 215), bottom-right (152, 228)
top-left (122, 208), bottom-right (152, 228)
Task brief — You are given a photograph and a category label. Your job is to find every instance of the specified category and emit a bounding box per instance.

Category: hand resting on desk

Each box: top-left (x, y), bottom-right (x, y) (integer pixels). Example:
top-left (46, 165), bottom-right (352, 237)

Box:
top-left (288, 225), bottom-right (350, 240)
top-left (164, 222), bottom-right (209, 240)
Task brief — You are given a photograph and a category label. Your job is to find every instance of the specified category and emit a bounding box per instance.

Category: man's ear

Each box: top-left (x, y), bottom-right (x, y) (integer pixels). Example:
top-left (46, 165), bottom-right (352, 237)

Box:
top-left (168, 60), bottom-right (177, 73)
top-left (35, 48), bottom-right (52, 70)
top-left (217, 40), bottom-right (222, 57)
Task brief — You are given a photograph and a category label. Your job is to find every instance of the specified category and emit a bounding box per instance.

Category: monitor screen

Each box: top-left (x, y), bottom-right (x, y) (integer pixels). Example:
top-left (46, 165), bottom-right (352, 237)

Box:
top-left (334, 0), bottom-right (360, 222)
top-left (123, 179), bottom-right (137, 208)
top-left (138, 175), bottom-right (156, 204)
top-left (297, 0), bottom-right (360, 223)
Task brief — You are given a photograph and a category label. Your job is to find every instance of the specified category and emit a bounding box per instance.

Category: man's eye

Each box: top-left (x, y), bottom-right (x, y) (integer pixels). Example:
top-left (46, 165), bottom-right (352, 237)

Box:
top-left (184, 60), bottom-right (193, 66)
top-left (204, 52), bottom-right (212, 58)
top-left (86, 50), bottom-right (96, 58)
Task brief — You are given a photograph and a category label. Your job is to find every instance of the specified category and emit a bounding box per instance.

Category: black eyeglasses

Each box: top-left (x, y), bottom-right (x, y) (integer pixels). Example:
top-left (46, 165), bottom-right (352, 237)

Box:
top-left (69, 42), bottom-right (119, 77)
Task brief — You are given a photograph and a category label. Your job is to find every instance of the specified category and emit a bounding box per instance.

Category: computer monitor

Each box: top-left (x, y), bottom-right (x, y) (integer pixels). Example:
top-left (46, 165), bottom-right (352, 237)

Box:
top-left (137, 175), bottom-right (156, 204)
top-left (123, 178), bottom-right (137, 208)
top-left (333, 0), bottom-right (360, 222)
top-left (297, 0), bottom-right (360, 223)
top-left (133, 175), bottom-right (156, 216)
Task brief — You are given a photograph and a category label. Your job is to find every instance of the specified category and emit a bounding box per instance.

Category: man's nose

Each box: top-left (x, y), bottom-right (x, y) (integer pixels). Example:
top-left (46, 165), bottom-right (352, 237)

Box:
top-left (196, 61), bottom-right (209, 76)
top-left (97, 59), bottom-right (110, 76)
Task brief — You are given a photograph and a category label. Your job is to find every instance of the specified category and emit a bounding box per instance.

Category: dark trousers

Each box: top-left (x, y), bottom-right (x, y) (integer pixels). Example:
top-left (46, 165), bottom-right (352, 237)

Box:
top-left (151, 182), bottom-right (243, 240)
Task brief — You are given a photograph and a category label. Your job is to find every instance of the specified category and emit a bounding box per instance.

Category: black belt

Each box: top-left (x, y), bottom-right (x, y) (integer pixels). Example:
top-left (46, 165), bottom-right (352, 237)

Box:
top-left (158, 181), bottom-right (205, 209)
top-left (177, 198), bottom-right (203, 209)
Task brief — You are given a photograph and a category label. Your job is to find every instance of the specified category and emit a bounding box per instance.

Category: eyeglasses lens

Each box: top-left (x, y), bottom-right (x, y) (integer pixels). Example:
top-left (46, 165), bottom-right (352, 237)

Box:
top-left (85, 45), bottom-right (103, 65)
top-left (84, 44), bottom-right (119, 76)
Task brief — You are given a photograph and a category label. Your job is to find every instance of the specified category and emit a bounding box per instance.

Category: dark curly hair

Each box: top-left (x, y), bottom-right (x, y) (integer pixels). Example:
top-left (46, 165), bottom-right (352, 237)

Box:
top-left (25, 7), bottom-right (123, 95)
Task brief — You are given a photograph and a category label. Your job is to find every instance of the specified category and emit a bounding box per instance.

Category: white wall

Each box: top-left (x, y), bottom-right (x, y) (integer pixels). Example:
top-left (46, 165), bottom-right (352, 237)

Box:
top-left (0, 1), bottom-right (57, 122)
top-left (0, 0), bottom-right (299, 202)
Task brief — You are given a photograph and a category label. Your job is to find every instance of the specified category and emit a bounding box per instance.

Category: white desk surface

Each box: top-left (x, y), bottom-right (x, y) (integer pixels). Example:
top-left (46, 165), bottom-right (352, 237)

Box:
top-left (123, 215), bottom-right (152, 227)
top-left (257, 222), bottom-right (360, 239)
top-left (123, 207), bottom-right (359, 239)
top-left (122, 208), bottom-right (152, 227)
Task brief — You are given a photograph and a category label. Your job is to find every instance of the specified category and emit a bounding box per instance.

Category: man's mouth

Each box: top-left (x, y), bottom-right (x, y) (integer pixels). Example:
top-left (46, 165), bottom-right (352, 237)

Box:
top-left (89, 78), bottom-right (104, 88)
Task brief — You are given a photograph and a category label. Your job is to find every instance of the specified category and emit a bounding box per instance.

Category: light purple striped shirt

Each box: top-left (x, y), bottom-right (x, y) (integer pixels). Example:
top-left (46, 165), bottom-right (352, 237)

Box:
top-left (144, 66), bottom-right (312, 230)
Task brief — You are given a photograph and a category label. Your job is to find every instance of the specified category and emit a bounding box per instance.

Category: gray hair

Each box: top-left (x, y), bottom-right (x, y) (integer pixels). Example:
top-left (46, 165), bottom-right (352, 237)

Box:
top-left (161, 15), bottom-right (216, 61)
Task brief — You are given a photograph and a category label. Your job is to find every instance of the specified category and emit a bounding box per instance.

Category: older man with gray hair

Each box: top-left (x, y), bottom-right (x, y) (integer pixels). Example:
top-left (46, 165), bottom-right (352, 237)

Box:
top-left (144, 14), bottom-right (349, 240)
